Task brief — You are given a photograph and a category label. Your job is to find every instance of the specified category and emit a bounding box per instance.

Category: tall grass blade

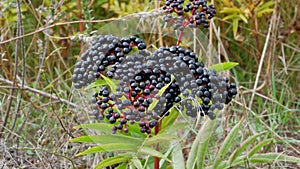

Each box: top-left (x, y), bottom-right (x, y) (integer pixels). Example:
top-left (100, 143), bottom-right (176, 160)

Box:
top-left (212, 118), bottom-right (244, 168)
top-left (186, 116), bottom-right (217, 169)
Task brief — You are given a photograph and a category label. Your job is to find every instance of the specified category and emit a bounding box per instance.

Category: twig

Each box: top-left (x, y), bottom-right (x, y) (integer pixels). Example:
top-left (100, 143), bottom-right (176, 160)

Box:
top-left (0, 77), bottom-right (79, 108)
top-left (34, 37), bottom-right (49, 87)
top-left (0, 9), bottom-right (164, 45)
top-left (248, 10), bottom-right (274, 109)
top-left (8, 0), bottom-right (26, 140)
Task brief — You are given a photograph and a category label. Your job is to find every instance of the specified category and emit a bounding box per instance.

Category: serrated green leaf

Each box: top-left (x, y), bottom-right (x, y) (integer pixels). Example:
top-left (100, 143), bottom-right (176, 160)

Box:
top-left (139, 147), bottom-right (171, 162)
top-left (172, 142), bottom-right (185, 169)
top-left (70, 135), bottom-right (143, 145)
top-left (186, 116), bottom-right (217, 169)
top-left (73, 123), bottom-right (112, 133)
top-left (248, 138), bottom-right (273, 158)
top-left (94, 154), bottom-right (131, 169)
top-left (100, 74), bottom-right (117, 93)
top-left (76, 143), bottom-right (139, 156)
top-left (212, 118), bottom-right (244, 169)
top-left (207, 62), bottom-right (239, 72)
top-left (229, 131), bottom-right (266, 165)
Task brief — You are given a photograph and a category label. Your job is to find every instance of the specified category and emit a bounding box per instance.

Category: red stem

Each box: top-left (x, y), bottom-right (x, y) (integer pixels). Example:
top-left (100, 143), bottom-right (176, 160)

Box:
top-left (176, 31), bottom-right (183, 46)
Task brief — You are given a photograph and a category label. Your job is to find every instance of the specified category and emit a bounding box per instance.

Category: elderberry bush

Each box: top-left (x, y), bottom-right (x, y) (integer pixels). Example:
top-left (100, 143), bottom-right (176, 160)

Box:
top-left (162, 0), bottom-right (216, 29)
top-left (73, 35), bottom-right (237, 134)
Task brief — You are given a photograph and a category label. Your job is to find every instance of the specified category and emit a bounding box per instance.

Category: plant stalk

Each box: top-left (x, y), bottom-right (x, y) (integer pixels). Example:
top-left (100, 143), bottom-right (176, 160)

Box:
top-left (154, 123), bottom-right (160, 169)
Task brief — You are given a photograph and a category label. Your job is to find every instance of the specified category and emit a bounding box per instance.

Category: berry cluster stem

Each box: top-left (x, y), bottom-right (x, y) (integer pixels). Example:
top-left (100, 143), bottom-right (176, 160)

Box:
top-left (176, 31), bottom-right (183, 46)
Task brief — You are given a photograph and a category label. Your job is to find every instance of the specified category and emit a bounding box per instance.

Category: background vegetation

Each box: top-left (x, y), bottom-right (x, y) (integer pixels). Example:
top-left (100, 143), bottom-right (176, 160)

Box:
top-left (0, 0), bottom-right (299, 168)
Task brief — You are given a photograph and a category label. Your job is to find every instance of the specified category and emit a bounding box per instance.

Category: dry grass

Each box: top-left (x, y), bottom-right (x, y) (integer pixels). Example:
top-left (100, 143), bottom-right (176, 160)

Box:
top-left (0, 0), bottom-right (299, 168)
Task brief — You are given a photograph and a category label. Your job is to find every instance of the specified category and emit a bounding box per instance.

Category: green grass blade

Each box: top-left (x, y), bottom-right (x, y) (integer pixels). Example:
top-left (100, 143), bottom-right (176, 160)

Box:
top-left (248, 138), bottom-right (273, 158)
top-left (250, 153), bottom-right (300, 163)
top-left (186, 116), bottom-right (217, 169)
top-left (94, 154), bottom-right (131, 169)
top-left (212, 118), bottom-right (244, 169)
top-left (76, 143), bottom-right (139, 156)
top-left (172, 142), bottom-right (185, 169)
top-left (70, 134), bottom-right (143, 145)
top-left (228, 131), bottom-right (267, 165)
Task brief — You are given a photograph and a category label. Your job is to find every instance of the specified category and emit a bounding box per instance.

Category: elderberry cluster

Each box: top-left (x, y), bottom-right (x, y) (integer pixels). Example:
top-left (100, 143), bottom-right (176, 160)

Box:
top-left (74, 34), bottom-right (238, 134)
top-left (72, 35), bottom-right (146, 88)
top-left (162, 0), bottom-right (216, 30)
top-left (151, 46), bottom-right (238, 119)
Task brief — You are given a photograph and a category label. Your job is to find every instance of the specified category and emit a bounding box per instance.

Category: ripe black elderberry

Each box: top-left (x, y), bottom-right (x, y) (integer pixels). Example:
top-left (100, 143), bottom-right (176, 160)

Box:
top-left (72, 34), bottom-right (147, 89)
top-left (162, 0), bottom-right (216, 30)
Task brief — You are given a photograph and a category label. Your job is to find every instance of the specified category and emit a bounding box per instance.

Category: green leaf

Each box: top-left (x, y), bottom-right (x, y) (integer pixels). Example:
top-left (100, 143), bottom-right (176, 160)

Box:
top-left (164, 122), bottom-right (189, 133)
top-left (250, 153), bottom-right (300, 163)
top-left (144, 134), bottom-right (179, 146)
top-left (148, 78), bottom-right (173, 111)
top-left (228, 131), bottom-right (266, 165)
top-left (223, 14), bottom-right (239, 20)
top-left (131, 156), bottom-right (143, 169)
top-left (248, 138), bottom-right (273, 158)
top-left (206, 153), bottom-right (300, 169)
top-left (73, 123), bottom-right (112, 133)
top-left (139, 147), bottom-right (171, 162)
top-left (160, 108), bottom-right (180, 132)
top-left (84, 79), bottom-right (107, 90)
top-left (70, 134), bottom-right (143, 145)
top-left (76, 143), bottom-right (139, 156)
top-left (238, 13), bottom-right (248, 23)
top-left (207, 62), bottom-right (239, 72)
top-left (172, 142), bottom-right (185, 169)
top-left (186, 116), bottom-right (217, 169)
top-left (115, 163), bottom-right (128, 169)
top-left (257, 8), bottom-right (274, 18)
top-left (212, 118), bottom-right (244, 169)
top-left (220, 7), bottom-right (241, 14)
top-left (100, 74), bottom-right (117, 93)
top-left (232, 19), bottom-right (239, 39)
top-left (257, 1), bottom-right (275, 12)
top-left (94, 154), bottom-right (130, 169)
